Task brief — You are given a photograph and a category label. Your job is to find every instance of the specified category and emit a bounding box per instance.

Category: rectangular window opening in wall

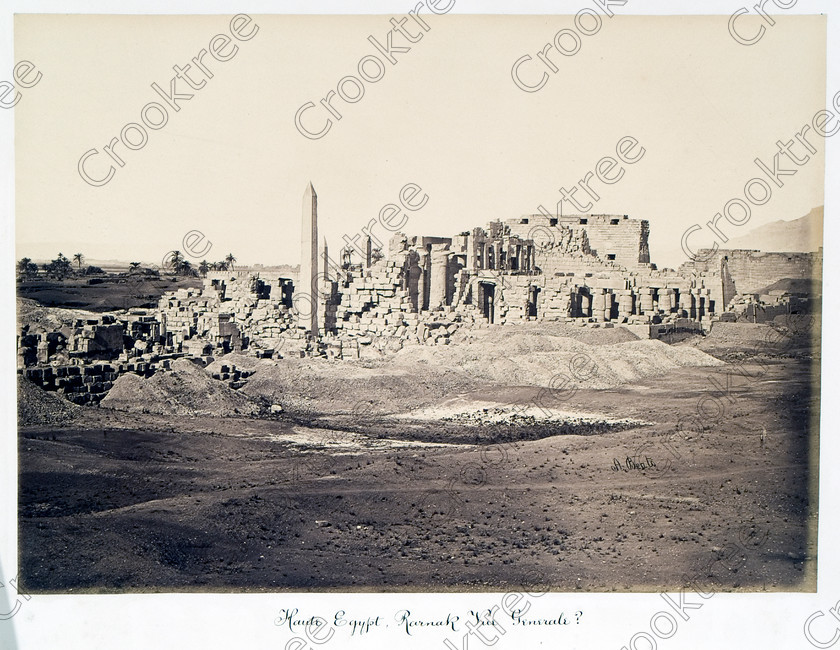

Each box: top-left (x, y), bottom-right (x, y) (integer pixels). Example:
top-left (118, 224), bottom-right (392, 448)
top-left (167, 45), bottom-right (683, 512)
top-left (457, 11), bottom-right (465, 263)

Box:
top-left (610, 219), bottom-right (620, 225)
top-left (579, 218), bottom-right (588, 225)
top-left (607, 254), bottom-right (616, 261)
top-left (549, 218), bottom-right (558, 226)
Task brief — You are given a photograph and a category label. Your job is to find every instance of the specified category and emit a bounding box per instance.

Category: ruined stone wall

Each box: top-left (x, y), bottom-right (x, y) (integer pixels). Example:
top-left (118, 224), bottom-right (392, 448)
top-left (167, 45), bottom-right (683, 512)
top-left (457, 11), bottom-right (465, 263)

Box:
top-left (238, 300), bottom-right (297, 346)
top-left (333, 259), bottom-right (417, 336)
top-left (574, 215), bottom-right (650, 267)
top-left (534, 248), bottom-right (620, 277)
top-left (323, 255), bottom-right (492, 354)
top-left (158, 273), bottom-right (296, 351)
top-left (21, 361), bottom-right (157, 405)
top-left (485, 268), bottom-right (721, 326)
top-left (159, 289), bottom-right (220, 340)
top-left (17, 314), bottom-right (134, 369)
top-left (153, 244), bottom-right (727, 359)
top-left (505, 214), bottom-right (651, 270)
top-left (682, 249), bottom-right (822, 295)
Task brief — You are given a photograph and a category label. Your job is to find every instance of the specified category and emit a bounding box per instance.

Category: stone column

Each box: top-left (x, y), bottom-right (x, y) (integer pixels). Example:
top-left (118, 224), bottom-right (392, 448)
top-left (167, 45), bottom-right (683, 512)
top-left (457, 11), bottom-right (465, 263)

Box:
top-left (429, 245), bottom-right (449, 309)
top-left (680, 291), bottom-right (695, 319)
top-left (603, 292), bottom-right (614, 321)
top-left (580, 292), bottom-right (591, 317)
top-left (417, 252), bottom-right (428, 312)
top-left (467, 239), bottom-right (477, 270)
top-left (619, 291), bottom-right (633, 318)
top-left (592, 290), bottom-right (605, 322)
top-left (696, 290), bottom-right (706, 320)
top-left (37, 337), bottom-right (49, 364)
top-left (660, 288), bottom-right (673, 312)
top-left (639, 288), bottom-right (654, 314)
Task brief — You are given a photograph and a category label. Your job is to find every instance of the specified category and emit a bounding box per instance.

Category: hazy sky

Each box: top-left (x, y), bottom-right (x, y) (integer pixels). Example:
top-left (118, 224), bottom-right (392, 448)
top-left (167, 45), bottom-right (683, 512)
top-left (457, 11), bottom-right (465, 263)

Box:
top-left (15, 13), bottom-right (826, 269)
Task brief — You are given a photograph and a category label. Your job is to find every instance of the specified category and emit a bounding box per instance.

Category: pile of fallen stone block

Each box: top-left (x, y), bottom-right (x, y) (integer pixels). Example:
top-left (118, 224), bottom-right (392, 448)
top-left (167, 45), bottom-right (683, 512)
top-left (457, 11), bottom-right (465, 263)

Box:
top-left (209, 363), bottom-right (252, 390)
top-left (22, 363), bottom-right (122, 405)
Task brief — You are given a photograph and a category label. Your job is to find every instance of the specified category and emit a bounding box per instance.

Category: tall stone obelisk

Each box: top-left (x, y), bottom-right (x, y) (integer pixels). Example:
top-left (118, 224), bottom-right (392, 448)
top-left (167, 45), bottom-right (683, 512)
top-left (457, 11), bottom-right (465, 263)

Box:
top-left (299, 182), bottom-right (318, 335)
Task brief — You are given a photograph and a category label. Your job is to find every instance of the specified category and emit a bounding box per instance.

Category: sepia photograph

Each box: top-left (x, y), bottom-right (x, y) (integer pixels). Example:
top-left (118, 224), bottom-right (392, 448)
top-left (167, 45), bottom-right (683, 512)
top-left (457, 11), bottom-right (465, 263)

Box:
top-left (3, 3), bottom-right (838, 648)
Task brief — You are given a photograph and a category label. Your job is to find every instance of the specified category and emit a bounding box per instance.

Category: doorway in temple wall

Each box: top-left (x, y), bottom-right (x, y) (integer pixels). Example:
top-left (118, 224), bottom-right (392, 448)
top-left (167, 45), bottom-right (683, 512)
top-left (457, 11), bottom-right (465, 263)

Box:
top-left (528, 285), bottom-right (540, 318)
top-left (479, 282), bottom-right (495, 324)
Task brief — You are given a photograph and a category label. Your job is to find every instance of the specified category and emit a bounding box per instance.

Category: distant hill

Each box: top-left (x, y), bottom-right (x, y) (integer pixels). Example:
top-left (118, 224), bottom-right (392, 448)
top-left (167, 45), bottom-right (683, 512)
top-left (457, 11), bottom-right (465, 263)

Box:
top-left (26, 258), bottom-right (133, 271)
top-left (723, 206), bottom-right (823, 253)
top-left (247, 264), bottom-right (299, 276)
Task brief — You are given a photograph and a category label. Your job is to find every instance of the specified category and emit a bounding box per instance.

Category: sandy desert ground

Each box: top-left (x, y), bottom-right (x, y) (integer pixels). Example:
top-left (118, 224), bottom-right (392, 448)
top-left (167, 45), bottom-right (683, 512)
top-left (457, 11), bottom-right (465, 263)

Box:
top-left (17, 318), bottom-right (819, 593)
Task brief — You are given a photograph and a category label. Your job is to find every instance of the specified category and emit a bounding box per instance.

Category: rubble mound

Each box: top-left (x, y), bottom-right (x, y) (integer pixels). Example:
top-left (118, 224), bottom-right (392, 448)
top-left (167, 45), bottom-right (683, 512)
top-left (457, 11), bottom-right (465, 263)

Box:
top-left (582, 339), bottom-right (725, 388)
top-left (204, 353), bottom-right (263, 374)
top-left (18, 376), bottom-right (82, 426)
top-left (453, 321), bottom-right (640, 346)
top-left (700, 322), bottom-right (777, 345)
top-left (17, 297), bottom-right (95, 332)
top-left (394, 331), bottom-right (723, 389)
top-left (238, 328), bottom-right (724, 417)
top-left (100, 358), bottom-right (261, 417)
top-left (241, 355), bottom-right (475, 416)
top-left (686, 319), bottom-right (818, 359)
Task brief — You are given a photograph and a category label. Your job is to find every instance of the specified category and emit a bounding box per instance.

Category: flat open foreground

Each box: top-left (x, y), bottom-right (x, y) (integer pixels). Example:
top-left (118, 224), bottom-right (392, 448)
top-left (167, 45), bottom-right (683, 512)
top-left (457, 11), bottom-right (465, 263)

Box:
top-left (18, 332), bottom-right (818, 593)
top-left (16, 275), bottom-right (202, 312)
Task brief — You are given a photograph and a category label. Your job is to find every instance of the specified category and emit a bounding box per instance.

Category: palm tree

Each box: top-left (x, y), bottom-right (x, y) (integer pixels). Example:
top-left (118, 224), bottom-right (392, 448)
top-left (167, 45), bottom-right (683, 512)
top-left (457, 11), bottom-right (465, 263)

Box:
top-left (225, 253), bottom-right (236, 270)
top-left (17, 257), bottom-right (32, 278)
top-left (168, 250), bottom-right (183, 273)
top-left (73, 253), bottom-right (84, 270)
top-left (129, 262), bottom-right (141, 272)
top-left (341, 246), bottom-right (355, 269)
top-left (198, 260), bottom-right (209, 276)
top-left (51, 253), bottom-right (73, 279)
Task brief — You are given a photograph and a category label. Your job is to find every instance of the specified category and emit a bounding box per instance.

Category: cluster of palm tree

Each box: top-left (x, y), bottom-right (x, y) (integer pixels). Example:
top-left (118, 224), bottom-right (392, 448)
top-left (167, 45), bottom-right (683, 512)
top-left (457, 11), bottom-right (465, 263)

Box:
top-left (198, 257), bottom-right (238, 276)
top-left (165, 251), bottom-right (237, 277)
top-left (17, 252), bottom-right (94, 280)
top-left (164, 251), bottom-right (193, 276)
top-left (16, 257), bottom-right (39, 279)
top-left (18, 249), bottom-right (242, 281)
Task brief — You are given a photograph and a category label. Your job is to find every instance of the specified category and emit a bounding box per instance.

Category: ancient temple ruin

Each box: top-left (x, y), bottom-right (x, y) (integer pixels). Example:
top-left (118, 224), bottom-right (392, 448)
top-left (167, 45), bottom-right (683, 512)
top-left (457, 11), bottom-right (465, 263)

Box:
top-left (147, 186), bottom-right (820, 360)
top-left (17, 183), bottom-right (822, 401)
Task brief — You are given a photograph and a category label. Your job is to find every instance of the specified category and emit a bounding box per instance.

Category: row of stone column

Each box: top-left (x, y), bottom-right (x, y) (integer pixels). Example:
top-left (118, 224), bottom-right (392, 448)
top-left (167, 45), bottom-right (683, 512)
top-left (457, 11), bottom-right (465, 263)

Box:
top-left (475, 241), bottom-right (534, 272)
top-left (570, 286), bottom-right (712, 320)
